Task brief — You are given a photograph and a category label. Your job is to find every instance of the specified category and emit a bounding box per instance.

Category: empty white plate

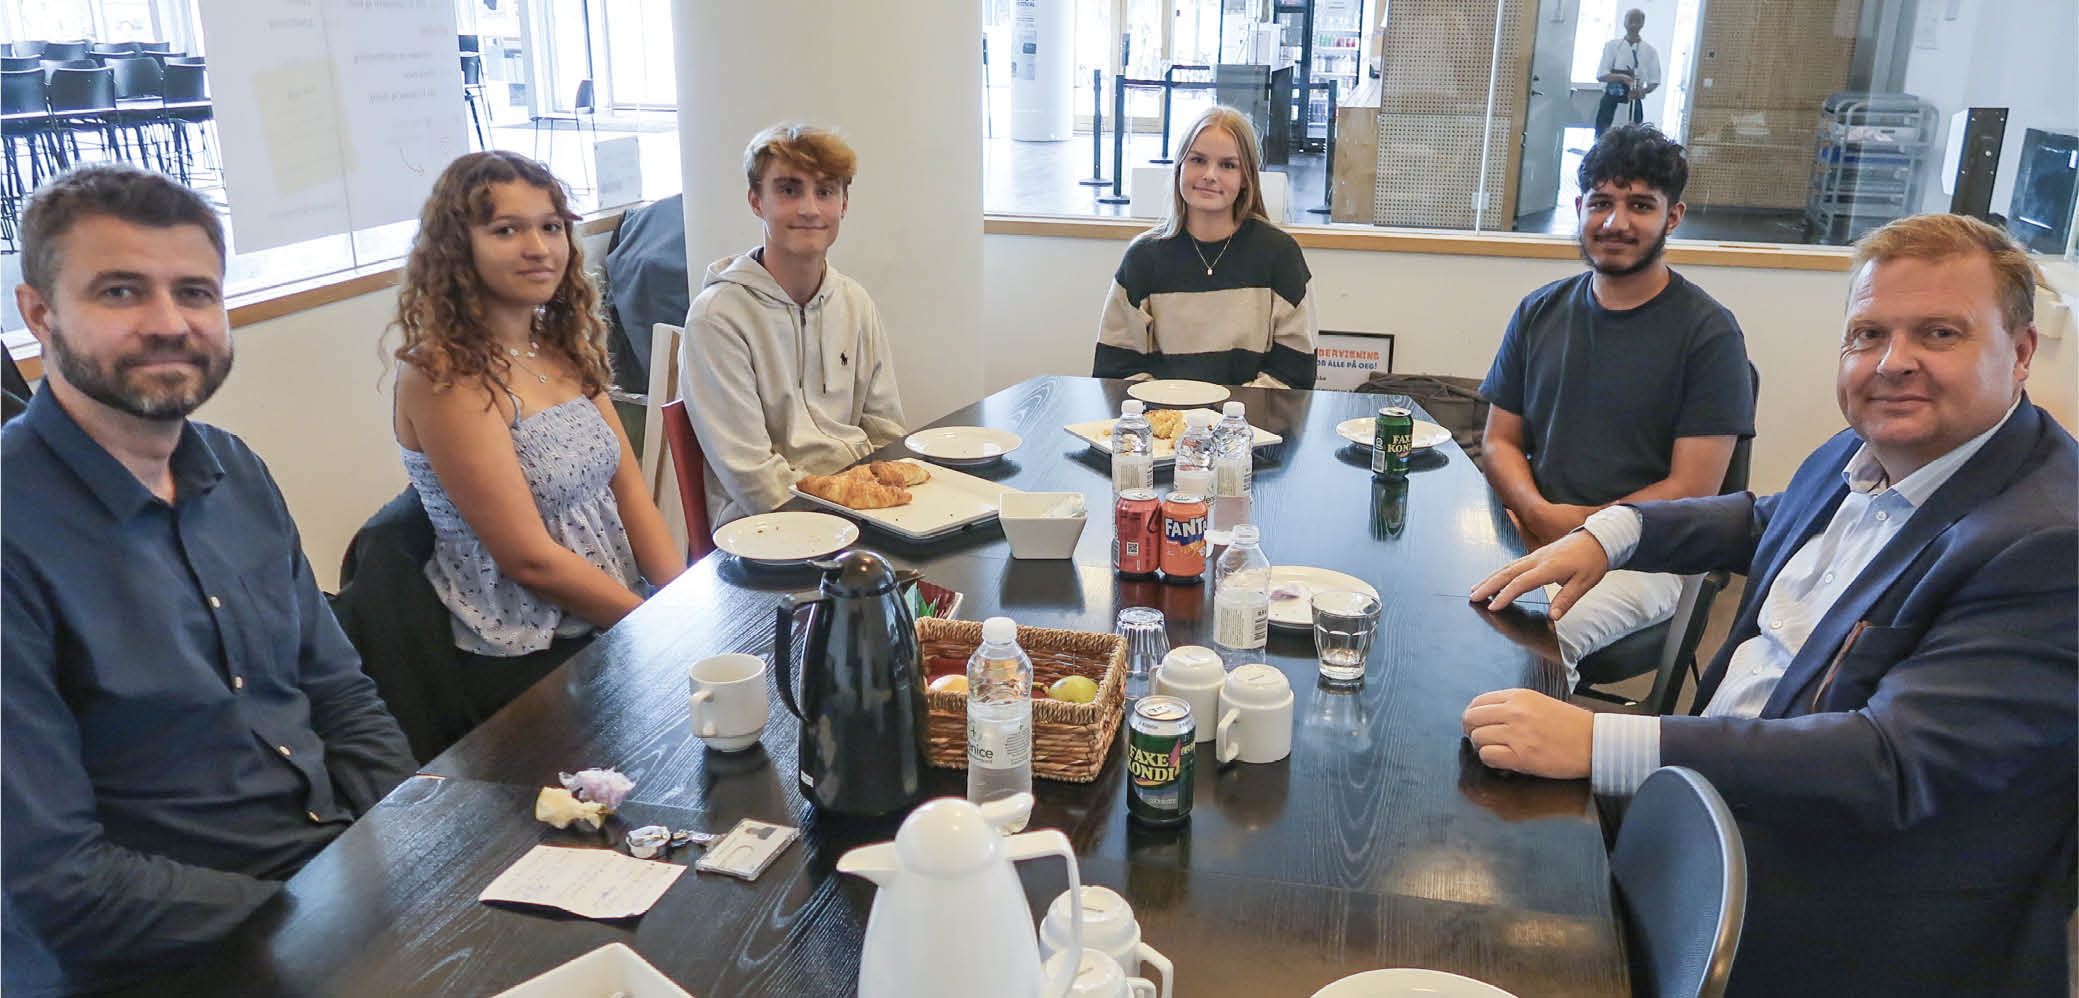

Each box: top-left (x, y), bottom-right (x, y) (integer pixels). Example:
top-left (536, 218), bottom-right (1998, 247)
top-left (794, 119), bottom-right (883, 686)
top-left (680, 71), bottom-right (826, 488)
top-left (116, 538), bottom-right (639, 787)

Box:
top-left (712, 511), bottom-right (859, 566)
top-left (1267, 566), bottom-right (1379, 629)
top-left (1128, 379), bottom-right (1231, 407)
top-left (1310, 968), bottom-right (1519, 998)
top-left (905, 426), bottom-right (1023, 465)
top-left (1335, 416), bottom-right (1453, 451)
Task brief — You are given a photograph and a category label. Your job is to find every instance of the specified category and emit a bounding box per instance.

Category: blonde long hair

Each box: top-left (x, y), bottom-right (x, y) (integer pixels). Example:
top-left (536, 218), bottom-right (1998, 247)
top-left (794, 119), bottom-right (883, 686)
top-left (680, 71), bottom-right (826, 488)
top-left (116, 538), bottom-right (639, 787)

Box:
top-left (391, 151), bottom-right (614, 399)
top-left (1153, 106), bottom-right (1271, 240)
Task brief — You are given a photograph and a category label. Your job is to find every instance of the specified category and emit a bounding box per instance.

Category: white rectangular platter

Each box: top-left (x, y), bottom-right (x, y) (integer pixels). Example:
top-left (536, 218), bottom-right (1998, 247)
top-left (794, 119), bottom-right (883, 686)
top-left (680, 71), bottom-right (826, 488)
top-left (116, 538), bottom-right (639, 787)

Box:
top-left (790, 458), bottom-right (1018, 542)
top-left (1064, 409), bottom-right (1284, 467)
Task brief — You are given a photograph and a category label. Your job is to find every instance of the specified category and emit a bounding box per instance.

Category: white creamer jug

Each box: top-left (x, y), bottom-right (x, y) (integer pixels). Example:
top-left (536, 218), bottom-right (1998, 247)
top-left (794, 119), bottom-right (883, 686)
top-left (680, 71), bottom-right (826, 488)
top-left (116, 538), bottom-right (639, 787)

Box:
top-left (838, 792), bottom-right (1084, 998)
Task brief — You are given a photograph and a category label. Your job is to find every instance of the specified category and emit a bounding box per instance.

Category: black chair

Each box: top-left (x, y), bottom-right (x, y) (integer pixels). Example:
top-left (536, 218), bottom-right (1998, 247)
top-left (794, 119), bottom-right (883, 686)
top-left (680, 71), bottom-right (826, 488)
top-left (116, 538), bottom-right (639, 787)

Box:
top-left (1610, 766), bottom-right (1747, 998)
top-left (3, 348), bottom-right (33, 423)
top-left (330, 488), bottom-right (477, 764)
top-left (38, 41), bottom-right (89, 61)
top-left (1, 56), bottom-right (38, 72)
top-left (1574, 365), bottom-right (1760, 711)
top-left (460, 52), bottom-right (488, 149)
top-left (136, 41), bottom-right (173, 54)
top-left (161, 61), bottom-right (214, 183)
top-left (90, 42), bottom-right (139, 58)
top-left (39, 58), bottom-right (98, 85)
top-left (46, 66), bottom-right (118, 162)
top-left (457, 32), bottom-right (480, 54)
top-left (532, 79), bottom-right (599, 189)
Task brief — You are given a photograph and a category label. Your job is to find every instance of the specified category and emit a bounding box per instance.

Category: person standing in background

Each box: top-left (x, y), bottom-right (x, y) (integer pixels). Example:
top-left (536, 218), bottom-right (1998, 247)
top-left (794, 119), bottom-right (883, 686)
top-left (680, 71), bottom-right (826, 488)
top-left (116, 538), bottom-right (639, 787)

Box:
top-left (1595, 8), bottom-right (1661, 137)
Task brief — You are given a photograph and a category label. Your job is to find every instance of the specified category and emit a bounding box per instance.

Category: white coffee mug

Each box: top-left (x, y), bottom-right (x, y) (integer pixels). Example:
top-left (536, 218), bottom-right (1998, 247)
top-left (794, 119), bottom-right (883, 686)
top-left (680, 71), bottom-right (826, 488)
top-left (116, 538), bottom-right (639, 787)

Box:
top-left (1216, 663), bottom-right (1293, 765)
top-left (1153, 645), bottom-right (1225, 743)
top-left (688, 653), bottom-right (769, 751)
top-left (1043, 948), bottom-right (1160, 998)
top-left (1039, 886), bottom-right (1174, 998)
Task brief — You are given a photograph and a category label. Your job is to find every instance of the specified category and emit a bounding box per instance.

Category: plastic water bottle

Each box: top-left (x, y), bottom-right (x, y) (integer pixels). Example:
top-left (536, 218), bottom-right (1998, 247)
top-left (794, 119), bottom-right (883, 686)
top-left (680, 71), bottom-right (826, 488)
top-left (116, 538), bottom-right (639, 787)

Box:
top-left (1213, 524), bottom-right (1271, 665)
top-left (1111, 400), bottom-right (1155, 495)
top-left (1209, 401), bottom-right (1254, 545)
top-left (1172, 410), bottom-right (1218, 499)
top-left (967, 616), bottom-right (1033, 832)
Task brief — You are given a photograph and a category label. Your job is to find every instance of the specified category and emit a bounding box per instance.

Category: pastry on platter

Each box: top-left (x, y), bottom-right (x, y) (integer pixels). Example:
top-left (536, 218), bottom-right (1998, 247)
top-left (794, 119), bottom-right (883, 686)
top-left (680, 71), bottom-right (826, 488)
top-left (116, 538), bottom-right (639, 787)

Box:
top-left (799, 471), bottom-right (911, 509)
top-left (864, 460), bottom-right (931, 487)
top-left (1145, 409), bottom-right (1186, 439)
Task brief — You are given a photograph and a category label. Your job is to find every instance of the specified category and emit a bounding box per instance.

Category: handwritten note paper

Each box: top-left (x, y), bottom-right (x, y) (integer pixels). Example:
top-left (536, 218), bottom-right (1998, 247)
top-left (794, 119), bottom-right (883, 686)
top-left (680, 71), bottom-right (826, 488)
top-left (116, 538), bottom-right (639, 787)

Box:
top-left (480, 846), bottom-right (686, 920)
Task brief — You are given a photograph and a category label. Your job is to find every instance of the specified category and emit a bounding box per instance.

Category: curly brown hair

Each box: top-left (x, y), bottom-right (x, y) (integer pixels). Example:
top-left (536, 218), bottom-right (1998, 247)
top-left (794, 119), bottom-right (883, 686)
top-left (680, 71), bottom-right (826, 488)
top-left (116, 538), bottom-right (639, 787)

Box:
top-left (391, 151), bottom-right (613, 399)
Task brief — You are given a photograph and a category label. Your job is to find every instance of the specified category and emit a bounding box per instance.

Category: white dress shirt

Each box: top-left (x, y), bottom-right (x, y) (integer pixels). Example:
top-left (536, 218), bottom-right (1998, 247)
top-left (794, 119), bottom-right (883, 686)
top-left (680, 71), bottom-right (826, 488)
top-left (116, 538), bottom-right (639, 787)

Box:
top-left (1581, 399), bottom-right (2020, 795)
top-left (1596, 37), bottom-right (1661, 92)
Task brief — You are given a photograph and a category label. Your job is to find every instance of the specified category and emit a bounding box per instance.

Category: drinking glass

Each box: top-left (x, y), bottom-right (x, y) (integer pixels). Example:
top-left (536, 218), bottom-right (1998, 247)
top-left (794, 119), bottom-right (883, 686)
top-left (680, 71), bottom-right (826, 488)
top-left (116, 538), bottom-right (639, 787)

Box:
top-left (1313, 591), bottom-right (1381, 685)
top-left (1115, 606), bottom-right (1169, 701)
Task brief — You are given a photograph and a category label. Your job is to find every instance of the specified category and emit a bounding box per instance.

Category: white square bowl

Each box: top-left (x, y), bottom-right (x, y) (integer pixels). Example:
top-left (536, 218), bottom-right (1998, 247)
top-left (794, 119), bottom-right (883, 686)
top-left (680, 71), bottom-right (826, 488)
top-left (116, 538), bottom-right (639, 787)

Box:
top-left (492, 942), bottom-right (692, 997)
top-left (998, 491), bottom-right (1089, 559)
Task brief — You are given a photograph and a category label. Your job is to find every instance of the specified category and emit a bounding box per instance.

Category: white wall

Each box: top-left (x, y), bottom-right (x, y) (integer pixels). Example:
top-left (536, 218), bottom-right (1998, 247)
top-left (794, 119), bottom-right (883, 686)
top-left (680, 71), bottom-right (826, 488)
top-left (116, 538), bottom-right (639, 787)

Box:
top-left (199, 231), bottom-right (2078, 591)
top-left (1904, 0), bottom-right (2079, 216)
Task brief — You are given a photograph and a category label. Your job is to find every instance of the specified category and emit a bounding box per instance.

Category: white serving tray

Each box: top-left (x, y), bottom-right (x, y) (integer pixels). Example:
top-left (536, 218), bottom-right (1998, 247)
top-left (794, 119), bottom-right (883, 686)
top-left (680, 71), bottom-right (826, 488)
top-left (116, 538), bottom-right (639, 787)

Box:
top-left (1063, 409), bottom-right (1284, 467)
top-left (493, 942), bottom-right (694, 997)
top-left (790, 458), bottom-right (1019, 542)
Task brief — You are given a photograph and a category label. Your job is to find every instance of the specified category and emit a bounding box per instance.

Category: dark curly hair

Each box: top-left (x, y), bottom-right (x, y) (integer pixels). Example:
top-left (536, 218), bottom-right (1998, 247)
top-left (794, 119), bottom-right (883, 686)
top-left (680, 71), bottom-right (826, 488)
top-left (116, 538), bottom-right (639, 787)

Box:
top-left (391, 151), bottom-right (613, 399)
top-left (1578, 123), bottom-right (1688, 203)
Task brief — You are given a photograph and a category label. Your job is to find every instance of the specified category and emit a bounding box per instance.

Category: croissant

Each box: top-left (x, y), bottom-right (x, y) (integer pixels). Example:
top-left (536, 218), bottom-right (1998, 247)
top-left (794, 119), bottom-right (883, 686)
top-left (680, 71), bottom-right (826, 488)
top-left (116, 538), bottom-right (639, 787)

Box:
top-left (865, 461), bottom-right (931, 487)
top-left (799, 472), bottom-right (911, 509)
top-left (1145, 409), bottom-right (1186, 439)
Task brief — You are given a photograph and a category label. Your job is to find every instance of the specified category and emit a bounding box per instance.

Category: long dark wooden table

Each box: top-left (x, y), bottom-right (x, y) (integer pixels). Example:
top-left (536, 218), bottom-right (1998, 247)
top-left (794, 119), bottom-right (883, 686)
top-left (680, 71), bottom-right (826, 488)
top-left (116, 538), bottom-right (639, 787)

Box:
top-left (160, 376), bottom-right (1627, 997)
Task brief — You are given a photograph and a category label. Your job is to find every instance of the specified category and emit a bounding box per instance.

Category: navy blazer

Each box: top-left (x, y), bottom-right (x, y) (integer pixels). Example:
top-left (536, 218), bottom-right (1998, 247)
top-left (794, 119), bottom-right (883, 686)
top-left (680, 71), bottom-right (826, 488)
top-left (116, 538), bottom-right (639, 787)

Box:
top-left (1625, 399), bottom-right (2076, 997)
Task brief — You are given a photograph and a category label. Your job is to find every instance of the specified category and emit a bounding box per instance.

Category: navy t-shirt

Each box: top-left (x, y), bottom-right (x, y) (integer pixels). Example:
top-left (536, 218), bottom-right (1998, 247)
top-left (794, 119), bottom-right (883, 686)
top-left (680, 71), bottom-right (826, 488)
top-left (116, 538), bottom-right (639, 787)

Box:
top-left (1480, 270), bottom-right (1755, 507)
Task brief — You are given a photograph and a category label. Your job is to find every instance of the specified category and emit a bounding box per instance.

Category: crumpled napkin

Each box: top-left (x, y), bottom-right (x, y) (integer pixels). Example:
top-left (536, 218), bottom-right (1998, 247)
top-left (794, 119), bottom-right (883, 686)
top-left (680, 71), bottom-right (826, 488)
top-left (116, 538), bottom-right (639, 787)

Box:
top-left (559, 768), bottom-right (635, 810)
top-left (533, 787), bottom-right (607, 830)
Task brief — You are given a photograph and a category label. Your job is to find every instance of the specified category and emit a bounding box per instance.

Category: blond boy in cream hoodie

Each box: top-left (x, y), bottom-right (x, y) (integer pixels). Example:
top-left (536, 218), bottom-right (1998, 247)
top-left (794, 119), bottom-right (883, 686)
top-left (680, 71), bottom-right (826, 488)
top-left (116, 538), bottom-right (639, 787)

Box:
top-left (679, 123), bottom-right (906, 525)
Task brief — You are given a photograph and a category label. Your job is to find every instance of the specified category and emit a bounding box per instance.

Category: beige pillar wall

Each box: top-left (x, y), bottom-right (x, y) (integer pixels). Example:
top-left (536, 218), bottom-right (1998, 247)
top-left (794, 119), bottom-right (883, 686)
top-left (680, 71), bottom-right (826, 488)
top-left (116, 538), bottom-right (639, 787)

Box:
top-left (671, 0), bottom-right (986, 429)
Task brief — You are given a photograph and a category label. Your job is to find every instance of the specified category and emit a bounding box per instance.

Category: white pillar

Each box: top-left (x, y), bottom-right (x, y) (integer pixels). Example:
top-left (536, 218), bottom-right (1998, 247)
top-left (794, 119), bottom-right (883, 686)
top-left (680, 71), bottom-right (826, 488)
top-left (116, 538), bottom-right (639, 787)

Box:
top-left (1009, 0), bottom-right (1075, 141)
top-left (672, 0), bottom-right (985, 427)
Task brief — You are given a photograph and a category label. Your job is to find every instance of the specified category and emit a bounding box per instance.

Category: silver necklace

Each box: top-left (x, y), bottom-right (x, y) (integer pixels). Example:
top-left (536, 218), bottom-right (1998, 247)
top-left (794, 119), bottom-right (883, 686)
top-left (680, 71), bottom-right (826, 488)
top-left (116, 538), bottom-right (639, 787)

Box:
top-left (506, 340), bottom-right (550, 384)
top-left (1190, 232), bottom-right (1234, 276)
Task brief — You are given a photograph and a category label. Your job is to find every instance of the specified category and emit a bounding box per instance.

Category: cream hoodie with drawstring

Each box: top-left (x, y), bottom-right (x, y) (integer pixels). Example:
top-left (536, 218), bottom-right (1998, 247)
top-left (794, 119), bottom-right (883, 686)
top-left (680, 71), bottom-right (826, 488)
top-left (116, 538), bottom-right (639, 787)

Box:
top-left (678, 250), bottom-right (907, 526)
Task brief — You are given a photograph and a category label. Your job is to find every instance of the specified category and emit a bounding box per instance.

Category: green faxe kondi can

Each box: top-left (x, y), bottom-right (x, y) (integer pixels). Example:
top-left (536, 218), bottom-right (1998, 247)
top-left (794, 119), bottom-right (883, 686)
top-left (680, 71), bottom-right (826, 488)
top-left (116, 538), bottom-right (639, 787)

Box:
top-left (1126, 696), bottom-right (1195, 825)
top-left (1372, 406), bottom-right (1413, 476)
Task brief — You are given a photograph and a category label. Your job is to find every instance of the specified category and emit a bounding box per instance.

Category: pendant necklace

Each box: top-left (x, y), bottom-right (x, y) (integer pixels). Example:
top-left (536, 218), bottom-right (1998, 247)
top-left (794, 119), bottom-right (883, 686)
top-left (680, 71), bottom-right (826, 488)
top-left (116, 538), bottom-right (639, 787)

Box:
top-left (1190, 232), bottom-right (1234, 276)
top-left (506, 340), bottom-right (550, 384)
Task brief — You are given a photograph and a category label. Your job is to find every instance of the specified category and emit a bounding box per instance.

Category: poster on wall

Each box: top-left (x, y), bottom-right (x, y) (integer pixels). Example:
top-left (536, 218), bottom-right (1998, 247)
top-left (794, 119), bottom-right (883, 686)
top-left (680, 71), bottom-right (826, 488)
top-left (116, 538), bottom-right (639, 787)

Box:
top-left (198, 0), bottom-right (469, 253)
top-left (1314, 331), bottom-right (1395, 391)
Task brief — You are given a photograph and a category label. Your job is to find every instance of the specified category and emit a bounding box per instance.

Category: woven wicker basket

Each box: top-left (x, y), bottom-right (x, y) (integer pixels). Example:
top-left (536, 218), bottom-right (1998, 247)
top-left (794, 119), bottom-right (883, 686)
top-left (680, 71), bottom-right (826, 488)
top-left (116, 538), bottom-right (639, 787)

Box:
top-left (918, 617), bottom-right (1127, 783)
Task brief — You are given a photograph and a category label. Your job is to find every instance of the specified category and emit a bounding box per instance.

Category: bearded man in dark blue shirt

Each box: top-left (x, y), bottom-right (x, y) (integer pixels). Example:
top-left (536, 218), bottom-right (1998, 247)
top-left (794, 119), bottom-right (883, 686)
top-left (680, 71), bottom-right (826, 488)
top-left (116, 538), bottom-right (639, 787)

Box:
top-left (3, 165), bottom-right (417, 994)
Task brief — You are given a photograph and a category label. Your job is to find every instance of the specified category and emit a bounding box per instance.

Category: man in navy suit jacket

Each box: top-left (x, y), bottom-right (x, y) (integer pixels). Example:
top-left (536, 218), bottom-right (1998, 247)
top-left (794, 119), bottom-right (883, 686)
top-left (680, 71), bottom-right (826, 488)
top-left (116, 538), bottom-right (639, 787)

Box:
top-left (1461, 212), bottom-right (2075, 996)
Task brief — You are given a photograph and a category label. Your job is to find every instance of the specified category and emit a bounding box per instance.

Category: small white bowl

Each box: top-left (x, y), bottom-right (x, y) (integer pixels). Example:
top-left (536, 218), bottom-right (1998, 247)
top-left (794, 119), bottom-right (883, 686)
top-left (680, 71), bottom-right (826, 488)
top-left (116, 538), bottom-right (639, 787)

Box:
top-left (998, 491), bottom-right (1088, 559)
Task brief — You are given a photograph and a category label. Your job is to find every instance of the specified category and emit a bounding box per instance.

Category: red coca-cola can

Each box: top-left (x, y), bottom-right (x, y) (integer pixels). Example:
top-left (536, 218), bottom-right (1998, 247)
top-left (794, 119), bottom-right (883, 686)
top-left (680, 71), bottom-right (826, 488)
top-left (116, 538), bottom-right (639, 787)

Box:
top-left (1160, 492), bottom-right (1209, 584)
top-left (1114, 488), bottom-right (1162, 578)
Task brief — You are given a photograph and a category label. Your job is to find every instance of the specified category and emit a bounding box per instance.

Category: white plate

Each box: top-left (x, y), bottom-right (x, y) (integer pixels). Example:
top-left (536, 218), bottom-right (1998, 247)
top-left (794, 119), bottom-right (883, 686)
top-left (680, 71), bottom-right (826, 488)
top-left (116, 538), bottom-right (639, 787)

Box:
top-left (713, 511), bottom-right (860, 566)
top-left (1335, 416), bottom-right (1453, 451)
top-left (904, 425), bottom-right (1023, 466)
top-left (1128, 379), bottom-right (1231, 407)
top-left (1310, 969), bottom-right (1518, 998)
top-left (1267, 566), bottom-right (1380, 629)
top-left (790, 459), bottom-right (1019, 542)
top-left (494, 942), bottom-right (693, 998)
top-left (1064, 410), bottom-right (1284, 467)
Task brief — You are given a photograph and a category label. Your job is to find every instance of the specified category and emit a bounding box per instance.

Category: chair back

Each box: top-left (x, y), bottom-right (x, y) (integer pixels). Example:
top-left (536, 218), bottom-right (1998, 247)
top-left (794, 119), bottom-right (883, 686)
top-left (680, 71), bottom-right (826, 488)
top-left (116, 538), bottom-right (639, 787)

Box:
top-left (460, 52), bottom-right (483, 87)
top-left (163, 62), bottom-right (207, 101)
top-left (661, 400), bottom-right (714, 561)
top-left (331, 488), bottom-right (475, 763)
top-left (1610, 766), bottom-right (1747, 998)
top-left (107, 55), bottom-right (161, 99)
top-left (0, 69), bottom-right (43, 114)
top-left (6, 41), bottom-right (48, 58)
top-left (136, 41), bottom-right (173, 53)
top-left (48, 66), bottom-right (114, 112)
top-left (40, 58), bottom-right (97, 84)
top-left (1, 56), bottom-right (39, 72)
top-left (575, 78), bottom-right (595, 112)
top-left (457, 32), bottom-right (480, 53)
top-left (167, 55), bottom-right (205, 67)
top-left (39, 41), bottom-right (88, 61)
top-left (90, 42), bottom-right (139, 57)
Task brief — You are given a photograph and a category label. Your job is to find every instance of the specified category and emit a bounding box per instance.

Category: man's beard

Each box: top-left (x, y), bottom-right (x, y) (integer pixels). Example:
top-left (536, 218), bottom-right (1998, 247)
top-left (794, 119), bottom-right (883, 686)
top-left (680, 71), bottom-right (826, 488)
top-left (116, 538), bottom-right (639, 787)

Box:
top-left (46, 323), bottom-right (233, 421)
top-left (1578, 226), bottom-right (1669, 277)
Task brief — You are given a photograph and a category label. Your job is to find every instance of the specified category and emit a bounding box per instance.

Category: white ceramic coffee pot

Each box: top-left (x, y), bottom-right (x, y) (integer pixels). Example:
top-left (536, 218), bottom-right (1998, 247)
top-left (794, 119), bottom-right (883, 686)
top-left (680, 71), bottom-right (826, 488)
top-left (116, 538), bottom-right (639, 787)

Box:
top-left (838, 792), bottom-right (1083, 998)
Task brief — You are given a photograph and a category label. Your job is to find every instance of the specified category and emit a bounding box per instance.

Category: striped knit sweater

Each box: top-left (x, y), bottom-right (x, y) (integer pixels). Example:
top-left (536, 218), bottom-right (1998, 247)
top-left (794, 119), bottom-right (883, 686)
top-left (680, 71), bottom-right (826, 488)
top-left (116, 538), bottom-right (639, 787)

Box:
top-left (1093, 217), bottom-right (1318, 388)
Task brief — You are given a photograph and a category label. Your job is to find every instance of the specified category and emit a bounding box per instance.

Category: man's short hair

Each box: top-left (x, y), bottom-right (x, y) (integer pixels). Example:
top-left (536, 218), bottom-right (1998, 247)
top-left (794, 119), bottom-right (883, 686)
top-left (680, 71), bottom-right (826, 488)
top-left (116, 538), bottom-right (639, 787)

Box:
top-left (20, 164), bottom-right (226, 297)
top-left (1578, 123), bottom-right (1687, 203)
top-left (1852, 213), bottom-right (2039, 334)
top-left (743, 123), bottom-right (858, 192)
